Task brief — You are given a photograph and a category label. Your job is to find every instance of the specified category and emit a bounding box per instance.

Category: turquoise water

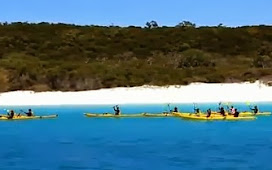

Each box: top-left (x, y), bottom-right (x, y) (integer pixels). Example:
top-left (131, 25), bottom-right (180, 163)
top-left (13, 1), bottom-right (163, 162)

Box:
top-left (0, 103), bottom-right (272, 170)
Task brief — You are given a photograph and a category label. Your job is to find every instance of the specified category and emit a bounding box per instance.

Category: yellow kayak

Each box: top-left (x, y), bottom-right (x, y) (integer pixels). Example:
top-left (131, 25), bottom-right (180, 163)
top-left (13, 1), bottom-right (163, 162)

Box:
top-left (240, 112), bottom-right (271, 116)
top-left (0, 114), bottom-right (58, 120)
top-left (84, 113), bottom-right (173, 118)
top-left (211, 111), bottom-right (271, 116)
top-left (142, 113), bottom-right (174, 117)
top-left (173, 112), bottom-right (256, 121)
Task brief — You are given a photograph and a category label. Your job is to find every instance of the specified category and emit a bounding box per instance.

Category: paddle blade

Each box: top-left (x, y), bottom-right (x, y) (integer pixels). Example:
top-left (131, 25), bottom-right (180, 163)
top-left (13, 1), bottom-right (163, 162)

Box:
top-left (223, 102), bottom-right (231, 106)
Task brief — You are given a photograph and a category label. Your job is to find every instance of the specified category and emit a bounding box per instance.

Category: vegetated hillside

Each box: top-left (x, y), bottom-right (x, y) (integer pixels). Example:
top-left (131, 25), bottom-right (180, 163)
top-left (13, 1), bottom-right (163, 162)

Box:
top-left (0, 22), bottom-right (272, 92)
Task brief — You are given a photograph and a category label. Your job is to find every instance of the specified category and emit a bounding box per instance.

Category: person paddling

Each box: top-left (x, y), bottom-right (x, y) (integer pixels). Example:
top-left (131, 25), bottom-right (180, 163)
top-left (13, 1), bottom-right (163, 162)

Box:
top-left (173, 107), bottom-right (178, 113)
top-left (192, 103), bottom-right (200, 115)
top-left (206, 108), bottom-right (212, 118)
top-left (219, 107), bottom-right (226, 116)
top-left (229, 106), bottom-right (235, 115)
top-left (250, 106), bottom-right (259, 115)
top-left (234, 109), bottom-right (240, 117)
top-left (8, 110), bottom-right (15, 119)
top-left (23, 109), bottom-right (34, 117)
top-left (194, 108), bottom-right (200, 114)
top-left (113, 105), bottom-right (121, 115)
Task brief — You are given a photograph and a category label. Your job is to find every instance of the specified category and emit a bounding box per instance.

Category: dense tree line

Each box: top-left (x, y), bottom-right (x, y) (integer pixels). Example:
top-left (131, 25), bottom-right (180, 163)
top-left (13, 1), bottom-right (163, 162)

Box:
top-left (0, 22), bottom-right (272, 92)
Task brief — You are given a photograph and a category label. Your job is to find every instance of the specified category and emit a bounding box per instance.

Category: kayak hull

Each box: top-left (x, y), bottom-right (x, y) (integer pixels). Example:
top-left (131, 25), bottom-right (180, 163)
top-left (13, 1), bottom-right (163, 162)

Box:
top-left (211, 112), bottom-right (271, 117)
top-left (173, 112), bottom-right (256, 121)
top-left (0, 114), bottom-right (58, 120)
top-left (84, 113), bottom-right (173, 118)
top-left (240, 112), bottom-right (271, 116)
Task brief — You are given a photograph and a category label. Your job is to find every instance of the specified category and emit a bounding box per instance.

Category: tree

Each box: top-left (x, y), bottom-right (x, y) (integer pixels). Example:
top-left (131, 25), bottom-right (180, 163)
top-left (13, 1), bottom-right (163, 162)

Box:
top-left (218, 23), bottom-right (224, 27)
top-left (146, 20), bottom-right (159, 29)
top-left (178, 49), bottom-right (214, 68)
top-left (176, 21), bottom-right (196, 28)
top-left (253, 55), bottom-right (272, 68)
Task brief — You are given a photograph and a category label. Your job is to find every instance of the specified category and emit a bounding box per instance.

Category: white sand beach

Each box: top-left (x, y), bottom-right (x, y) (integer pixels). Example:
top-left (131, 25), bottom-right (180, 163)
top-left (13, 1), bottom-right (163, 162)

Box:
top-left (0, 81), bottom-right (271, 106)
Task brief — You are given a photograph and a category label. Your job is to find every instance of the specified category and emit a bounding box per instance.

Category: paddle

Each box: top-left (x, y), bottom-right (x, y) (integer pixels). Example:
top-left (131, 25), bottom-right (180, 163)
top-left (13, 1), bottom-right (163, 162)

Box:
top-left (0, 109), bottom-right (9, 117)
top-left (246, 101), bottom-right (252, 107)
top-left (112, 105), bottom-right (118, 111)
top-left (110, 105), bottom-right (117, 115)
top-left (224, 102), bottom-right (230, 109)
top-left (2, 109), bottom-right (11, 117)
top-left (3, 109), bottom-right (9, 114)
top-left (246, 101), bottom-right (253, 112)
top-left (219, 102), bottom-right (228, 115)
top-left (162, 104), bottom-right (169, 114)
top-left (223, 102), bottom-right (232, 114)
top-left (20, 109), bottom-right (26, 113)
top-left (19, 109), bottom-right (27, 116)
top-left (246, 102), bottom-right (259, 115)
top-left (193, 103), bottom-right (199, 115)
top-left (218, 102), bottom-right (222, 111)
top-left (191, 103), bottom-right (196, 115)
top-left (167, 103), bottom-right (172, 113)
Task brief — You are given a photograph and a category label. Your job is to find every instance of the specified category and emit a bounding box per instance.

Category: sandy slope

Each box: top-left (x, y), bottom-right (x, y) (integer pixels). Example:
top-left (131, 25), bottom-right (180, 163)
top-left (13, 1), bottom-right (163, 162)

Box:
top-left (0, 81), bottom-right (270, 106)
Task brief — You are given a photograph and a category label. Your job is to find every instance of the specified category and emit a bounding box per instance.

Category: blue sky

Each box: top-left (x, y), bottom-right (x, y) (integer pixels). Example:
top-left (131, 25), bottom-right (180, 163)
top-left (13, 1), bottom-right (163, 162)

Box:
top-left (0, 0), bottom-right (271, 26)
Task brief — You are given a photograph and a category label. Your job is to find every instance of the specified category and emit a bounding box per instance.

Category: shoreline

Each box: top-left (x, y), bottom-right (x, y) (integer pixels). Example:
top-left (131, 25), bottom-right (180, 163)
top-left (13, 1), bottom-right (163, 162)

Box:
top-left (0, 81), bottom-right (271, 106)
